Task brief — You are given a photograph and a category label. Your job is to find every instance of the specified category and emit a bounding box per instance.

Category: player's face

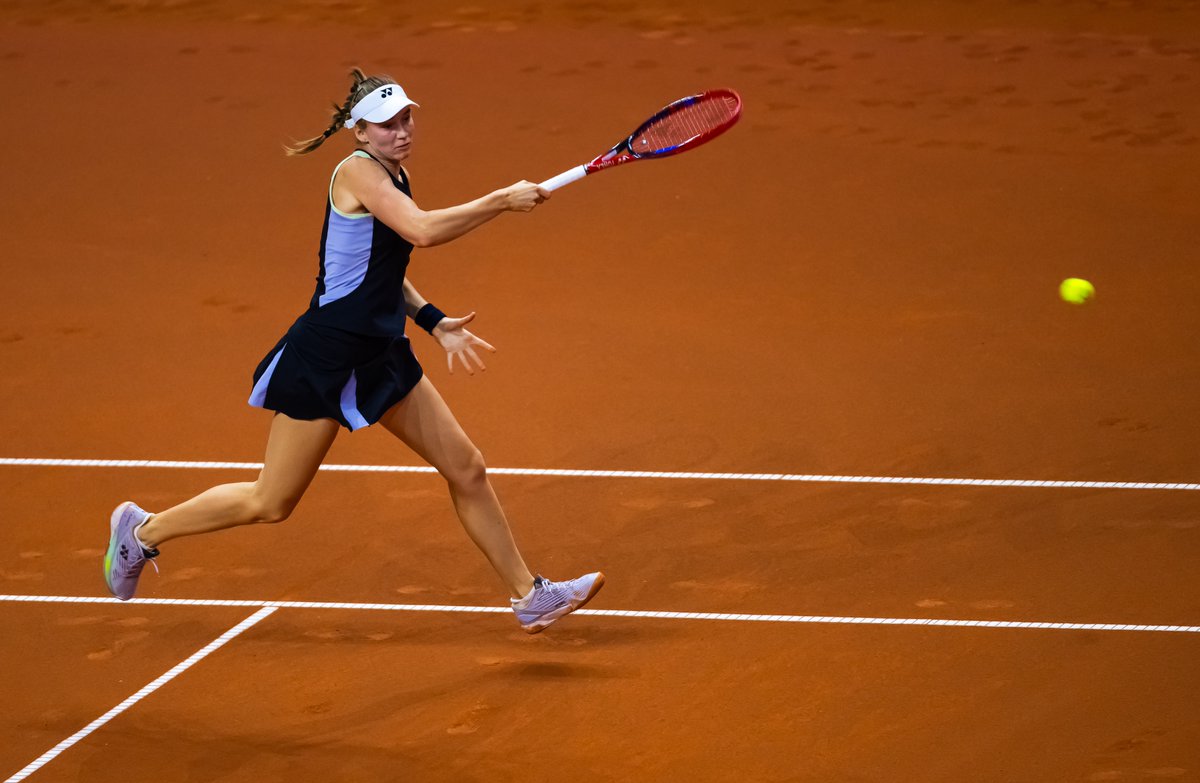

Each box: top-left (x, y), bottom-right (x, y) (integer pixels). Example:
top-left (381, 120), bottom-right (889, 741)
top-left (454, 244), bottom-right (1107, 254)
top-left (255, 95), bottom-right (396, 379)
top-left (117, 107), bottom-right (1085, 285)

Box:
top-left (360, 107), bottom-right (415, 164)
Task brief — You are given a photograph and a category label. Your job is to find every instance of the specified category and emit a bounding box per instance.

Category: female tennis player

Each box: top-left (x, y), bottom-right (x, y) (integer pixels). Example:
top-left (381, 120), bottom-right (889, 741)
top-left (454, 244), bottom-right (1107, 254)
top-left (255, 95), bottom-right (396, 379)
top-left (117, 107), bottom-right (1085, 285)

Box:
top-left (103, 69), bottom-right (604, 634)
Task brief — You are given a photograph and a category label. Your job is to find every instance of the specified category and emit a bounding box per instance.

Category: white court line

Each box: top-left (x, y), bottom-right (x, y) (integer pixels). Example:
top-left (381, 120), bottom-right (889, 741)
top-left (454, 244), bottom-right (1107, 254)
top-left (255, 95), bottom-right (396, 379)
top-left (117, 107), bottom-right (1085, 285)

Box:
top-left (1, 456), bottom-right (1198, 491)
top-left (3, 606), bottom-right (276, 783)
top-left (1, 594), bottom-right (1196, 635)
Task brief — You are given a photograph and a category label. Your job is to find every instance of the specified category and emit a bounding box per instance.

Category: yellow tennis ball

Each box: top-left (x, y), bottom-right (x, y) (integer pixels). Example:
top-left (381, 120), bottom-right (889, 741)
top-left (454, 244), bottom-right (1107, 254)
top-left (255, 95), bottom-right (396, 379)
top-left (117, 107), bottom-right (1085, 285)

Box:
top-left (1059, 278), bottom-right (1095, 305)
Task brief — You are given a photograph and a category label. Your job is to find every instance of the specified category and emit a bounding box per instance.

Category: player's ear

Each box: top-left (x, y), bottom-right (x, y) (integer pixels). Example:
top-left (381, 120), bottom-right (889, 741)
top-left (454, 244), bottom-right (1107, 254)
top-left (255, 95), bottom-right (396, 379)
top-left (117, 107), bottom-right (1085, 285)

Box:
top-left (353, 123), bottom-right (369, 143)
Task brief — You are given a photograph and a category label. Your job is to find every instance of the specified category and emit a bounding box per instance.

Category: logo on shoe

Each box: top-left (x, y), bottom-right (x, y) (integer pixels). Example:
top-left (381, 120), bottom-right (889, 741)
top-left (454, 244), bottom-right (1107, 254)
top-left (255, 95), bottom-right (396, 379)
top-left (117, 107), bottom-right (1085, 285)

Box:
top-left (119, 543), bottom-right (129, 561)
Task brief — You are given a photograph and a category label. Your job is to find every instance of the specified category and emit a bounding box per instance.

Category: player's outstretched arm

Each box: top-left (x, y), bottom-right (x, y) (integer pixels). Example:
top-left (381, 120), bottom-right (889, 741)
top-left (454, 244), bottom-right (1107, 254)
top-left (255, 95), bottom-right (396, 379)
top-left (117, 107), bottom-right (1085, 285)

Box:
top-left (342, 158), bottom-right (548, 248)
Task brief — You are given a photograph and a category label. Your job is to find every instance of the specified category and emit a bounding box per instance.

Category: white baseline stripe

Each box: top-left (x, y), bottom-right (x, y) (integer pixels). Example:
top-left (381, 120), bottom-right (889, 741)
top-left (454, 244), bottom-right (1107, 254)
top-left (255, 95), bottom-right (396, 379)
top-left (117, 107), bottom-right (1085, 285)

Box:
top-left (1, 457), bottom-right (1197, 491)
top-left (0, 594), bottom-right (1196, 635)
top-left (3, 607), bottom-right (276, 783)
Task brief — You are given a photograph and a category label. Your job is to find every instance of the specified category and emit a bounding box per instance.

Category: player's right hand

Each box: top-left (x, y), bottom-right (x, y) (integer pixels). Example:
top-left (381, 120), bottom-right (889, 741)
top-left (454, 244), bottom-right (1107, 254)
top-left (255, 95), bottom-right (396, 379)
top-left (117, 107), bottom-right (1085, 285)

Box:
top-left (502, 181), bottom-right (550, 212)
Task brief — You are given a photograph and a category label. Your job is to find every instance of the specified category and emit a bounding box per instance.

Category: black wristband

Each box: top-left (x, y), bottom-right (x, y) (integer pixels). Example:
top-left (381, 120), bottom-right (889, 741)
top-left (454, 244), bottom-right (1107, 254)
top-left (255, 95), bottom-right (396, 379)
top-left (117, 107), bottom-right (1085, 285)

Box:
top-left (415, 303), bottom-right (447, 334)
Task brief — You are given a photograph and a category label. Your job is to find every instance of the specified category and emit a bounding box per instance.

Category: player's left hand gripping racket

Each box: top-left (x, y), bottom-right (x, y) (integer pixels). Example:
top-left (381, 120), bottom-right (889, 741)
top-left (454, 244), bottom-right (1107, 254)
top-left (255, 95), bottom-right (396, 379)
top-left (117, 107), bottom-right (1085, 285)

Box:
top-left (539, 89), bottom-right (742, 192)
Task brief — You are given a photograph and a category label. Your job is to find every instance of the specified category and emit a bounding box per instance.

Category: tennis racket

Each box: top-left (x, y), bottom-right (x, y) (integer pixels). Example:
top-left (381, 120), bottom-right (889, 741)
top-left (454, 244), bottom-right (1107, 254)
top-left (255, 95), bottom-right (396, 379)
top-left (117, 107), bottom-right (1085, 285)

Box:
top-left (539, 88), bottom-right (742, 192)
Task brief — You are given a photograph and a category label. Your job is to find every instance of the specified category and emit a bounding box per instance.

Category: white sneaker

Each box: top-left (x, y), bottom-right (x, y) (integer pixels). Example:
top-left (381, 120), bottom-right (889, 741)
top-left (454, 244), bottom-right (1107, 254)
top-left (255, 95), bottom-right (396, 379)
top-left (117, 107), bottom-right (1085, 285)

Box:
top-left (511, 572), bottom-right (605, 634)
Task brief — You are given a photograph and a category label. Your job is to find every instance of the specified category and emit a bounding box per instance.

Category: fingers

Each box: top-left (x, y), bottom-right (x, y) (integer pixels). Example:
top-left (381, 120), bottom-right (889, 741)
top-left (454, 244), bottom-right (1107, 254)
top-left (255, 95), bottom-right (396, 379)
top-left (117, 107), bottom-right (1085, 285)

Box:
top-left (459, 328), bottom-right (496, 353)
top-left (444, 347), bottom-right (488, 376)
top-left (507, 181), bottom-right (551, 212)
top-left (442, 325), bottom-right (495, 376)
top-left (459, 311), bottom-right (476, 325)
top-left (445, 349), bottom-right (474, 376)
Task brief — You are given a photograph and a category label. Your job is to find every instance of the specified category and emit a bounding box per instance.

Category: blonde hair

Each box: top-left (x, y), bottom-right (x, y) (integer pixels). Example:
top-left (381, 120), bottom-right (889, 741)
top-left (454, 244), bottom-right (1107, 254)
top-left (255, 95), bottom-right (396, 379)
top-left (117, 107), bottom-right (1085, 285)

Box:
top-left (285, 68), bottom-right (397, 156)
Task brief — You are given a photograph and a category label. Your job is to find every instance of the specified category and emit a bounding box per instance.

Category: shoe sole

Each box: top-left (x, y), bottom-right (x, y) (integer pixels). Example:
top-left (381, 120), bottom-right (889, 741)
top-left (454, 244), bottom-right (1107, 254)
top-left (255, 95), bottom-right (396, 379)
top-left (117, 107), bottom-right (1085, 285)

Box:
top-left (522, 571), bottom-right (606, 635)
top-left (103, 502), bottom-right (135, 600)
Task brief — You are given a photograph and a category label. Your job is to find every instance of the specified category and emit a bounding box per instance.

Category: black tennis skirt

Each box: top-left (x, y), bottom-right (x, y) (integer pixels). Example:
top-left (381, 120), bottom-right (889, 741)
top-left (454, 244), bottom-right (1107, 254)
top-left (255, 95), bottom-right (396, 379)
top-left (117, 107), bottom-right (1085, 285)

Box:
top-left (248, 317), bottom-right (424, 431)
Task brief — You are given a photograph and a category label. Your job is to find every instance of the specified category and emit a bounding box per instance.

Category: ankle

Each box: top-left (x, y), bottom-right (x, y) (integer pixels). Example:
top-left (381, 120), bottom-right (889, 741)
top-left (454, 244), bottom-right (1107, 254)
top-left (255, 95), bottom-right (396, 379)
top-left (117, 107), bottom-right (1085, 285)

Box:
top-left (135, 515), bottom-right (160, 551)
top-left (512, 575), bottom-right (536, 601)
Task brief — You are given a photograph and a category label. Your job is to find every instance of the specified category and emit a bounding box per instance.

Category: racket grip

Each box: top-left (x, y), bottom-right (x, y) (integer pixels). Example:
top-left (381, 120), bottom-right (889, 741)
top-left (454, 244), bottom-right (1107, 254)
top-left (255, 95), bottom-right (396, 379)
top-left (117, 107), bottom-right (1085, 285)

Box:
top-left (539, 165), bottom-right (588, 192)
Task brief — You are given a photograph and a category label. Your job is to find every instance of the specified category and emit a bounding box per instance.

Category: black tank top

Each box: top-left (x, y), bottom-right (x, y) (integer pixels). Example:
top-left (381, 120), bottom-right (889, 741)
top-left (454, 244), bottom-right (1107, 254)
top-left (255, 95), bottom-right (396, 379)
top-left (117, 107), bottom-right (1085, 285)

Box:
top-left (302, 150), bottom-right (414, 336)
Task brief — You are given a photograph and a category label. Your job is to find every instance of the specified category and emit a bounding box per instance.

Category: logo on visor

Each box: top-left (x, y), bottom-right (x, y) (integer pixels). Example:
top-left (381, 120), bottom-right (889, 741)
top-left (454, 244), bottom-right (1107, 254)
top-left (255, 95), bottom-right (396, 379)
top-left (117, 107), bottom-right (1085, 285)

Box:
top-left (381, 87), bottom-right (393, 98)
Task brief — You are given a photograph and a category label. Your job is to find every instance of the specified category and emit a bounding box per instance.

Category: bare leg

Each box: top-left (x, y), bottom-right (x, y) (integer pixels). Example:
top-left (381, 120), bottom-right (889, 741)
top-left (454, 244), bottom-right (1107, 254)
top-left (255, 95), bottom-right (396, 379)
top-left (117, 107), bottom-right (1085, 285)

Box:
top-left (137, 414), bottom-right (340, 549)
top-left (378, 377), bottom-right (535, 599)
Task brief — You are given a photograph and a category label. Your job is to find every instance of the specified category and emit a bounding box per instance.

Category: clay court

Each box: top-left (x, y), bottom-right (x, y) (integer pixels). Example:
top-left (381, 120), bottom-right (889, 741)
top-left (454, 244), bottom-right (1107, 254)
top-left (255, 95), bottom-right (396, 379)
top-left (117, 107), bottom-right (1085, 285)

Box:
top-left (2, 1), bottom-right (1199, 780)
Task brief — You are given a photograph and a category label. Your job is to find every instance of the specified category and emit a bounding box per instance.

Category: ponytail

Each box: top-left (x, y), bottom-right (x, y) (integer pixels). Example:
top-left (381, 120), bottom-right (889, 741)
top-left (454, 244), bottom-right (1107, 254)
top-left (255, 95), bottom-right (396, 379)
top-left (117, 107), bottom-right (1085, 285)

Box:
top-left (285, 68), bottom-right (396, 156)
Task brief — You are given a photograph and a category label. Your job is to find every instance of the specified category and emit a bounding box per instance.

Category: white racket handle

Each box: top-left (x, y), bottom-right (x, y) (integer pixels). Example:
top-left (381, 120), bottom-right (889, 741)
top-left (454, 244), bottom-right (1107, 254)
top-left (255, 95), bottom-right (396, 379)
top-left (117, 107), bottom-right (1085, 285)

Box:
top-left (539, 165), bottom-right (588, 192)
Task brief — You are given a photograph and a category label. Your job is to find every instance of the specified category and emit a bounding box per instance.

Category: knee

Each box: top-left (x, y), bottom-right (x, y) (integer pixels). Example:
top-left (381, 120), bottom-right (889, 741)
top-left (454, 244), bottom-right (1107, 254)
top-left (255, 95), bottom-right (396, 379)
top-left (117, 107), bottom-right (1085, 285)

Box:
top-left (443, 448), bottom-right (488, 489)
top-left (248, 494), bottom-right (298, 525)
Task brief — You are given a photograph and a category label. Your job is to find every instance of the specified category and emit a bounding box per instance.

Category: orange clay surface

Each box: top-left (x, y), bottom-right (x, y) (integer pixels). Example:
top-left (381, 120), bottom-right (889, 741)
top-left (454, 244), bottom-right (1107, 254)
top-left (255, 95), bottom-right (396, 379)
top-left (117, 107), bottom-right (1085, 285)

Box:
top-left (2, 1), bottom-right (1199, 781)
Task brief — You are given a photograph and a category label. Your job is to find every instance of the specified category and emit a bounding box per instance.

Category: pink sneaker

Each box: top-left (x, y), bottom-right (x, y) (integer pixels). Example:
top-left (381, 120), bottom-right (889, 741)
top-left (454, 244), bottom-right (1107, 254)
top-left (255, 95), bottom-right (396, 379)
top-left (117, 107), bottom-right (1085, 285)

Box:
top-left (103, 502), bottom-right (159, 600)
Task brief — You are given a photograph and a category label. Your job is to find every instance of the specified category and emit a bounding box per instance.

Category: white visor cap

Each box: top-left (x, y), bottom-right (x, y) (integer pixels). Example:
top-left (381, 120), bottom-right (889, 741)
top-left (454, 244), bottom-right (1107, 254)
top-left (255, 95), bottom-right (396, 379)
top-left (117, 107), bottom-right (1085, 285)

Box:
top-left (345, 84), bottom-right (419, 128)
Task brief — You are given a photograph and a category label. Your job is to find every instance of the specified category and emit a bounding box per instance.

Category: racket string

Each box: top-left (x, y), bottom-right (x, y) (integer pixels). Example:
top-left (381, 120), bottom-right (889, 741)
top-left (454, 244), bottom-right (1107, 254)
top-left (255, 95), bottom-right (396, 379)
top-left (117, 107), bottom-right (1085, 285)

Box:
top-left (632, 95), bottom-right (739, 155)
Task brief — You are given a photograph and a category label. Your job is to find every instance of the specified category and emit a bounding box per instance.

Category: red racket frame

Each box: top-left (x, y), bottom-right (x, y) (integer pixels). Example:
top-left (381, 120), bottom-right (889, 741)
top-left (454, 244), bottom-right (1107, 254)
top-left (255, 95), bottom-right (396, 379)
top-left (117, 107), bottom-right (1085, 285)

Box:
top-left (539, 89), bottom-right (742, 192)
top-left (585, 88), bottom-right (743, 173)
